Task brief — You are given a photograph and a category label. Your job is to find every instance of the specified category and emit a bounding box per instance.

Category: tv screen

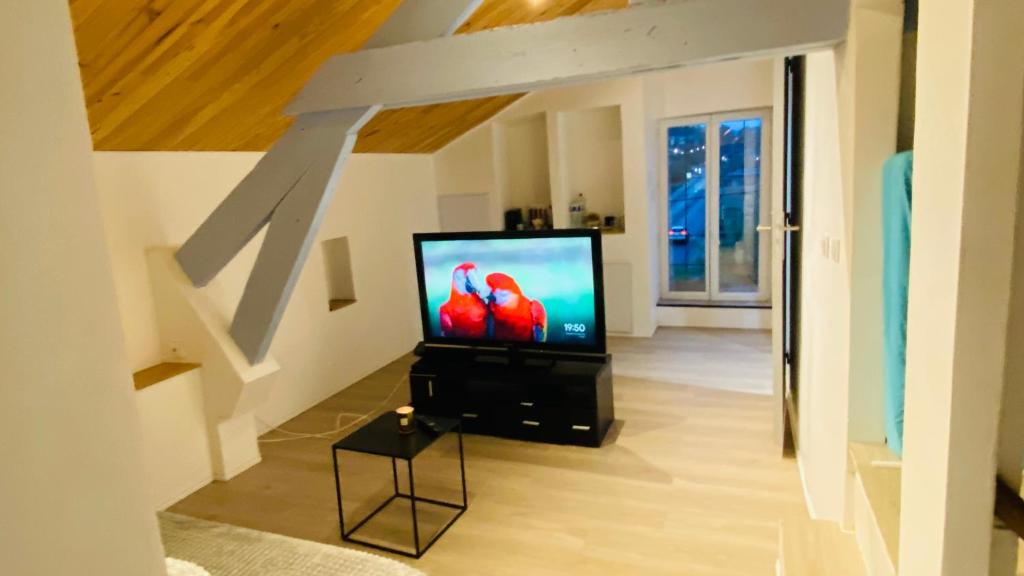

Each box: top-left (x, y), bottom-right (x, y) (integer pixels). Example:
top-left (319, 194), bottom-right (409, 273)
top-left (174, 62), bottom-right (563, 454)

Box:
top-left (413, 230), bottom-right (605, 353)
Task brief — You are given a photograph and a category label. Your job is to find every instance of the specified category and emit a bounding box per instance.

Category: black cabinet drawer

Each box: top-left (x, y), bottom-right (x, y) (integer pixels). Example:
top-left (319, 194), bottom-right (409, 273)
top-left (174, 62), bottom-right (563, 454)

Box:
top-left (562, 382), bottom-right (597, 407)
top-left (410, 372), bottom-right (438, 405)
top-left (564, 422), bottom-right (602, 447)
top-left (410, 372), bottom-right (462, 417)
top-left (494, 405), bottom-right (556, 442)
top-left (409, 354), bottom-right (613, 447)
top-left (562, 406), bottom-right (601, 446)
top-left (457, 403), bottom-right (491, 434)
top-left (491, 401), bottom-right (565, 440)
top-left (463, 377), bottom-right (520, 403)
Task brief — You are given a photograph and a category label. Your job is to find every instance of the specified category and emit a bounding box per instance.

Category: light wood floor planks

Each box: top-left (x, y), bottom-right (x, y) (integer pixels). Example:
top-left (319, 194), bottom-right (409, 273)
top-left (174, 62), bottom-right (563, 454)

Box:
top-left (611, 328), bottom-right (774, 395)
top-left (171, 328), bottom-right (805, 575)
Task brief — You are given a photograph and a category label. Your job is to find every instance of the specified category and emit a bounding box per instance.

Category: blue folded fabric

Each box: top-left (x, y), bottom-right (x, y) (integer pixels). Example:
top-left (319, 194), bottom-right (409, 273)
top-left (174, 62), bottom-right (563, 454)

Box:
top-left (882, 151), bottom-right (913, 456)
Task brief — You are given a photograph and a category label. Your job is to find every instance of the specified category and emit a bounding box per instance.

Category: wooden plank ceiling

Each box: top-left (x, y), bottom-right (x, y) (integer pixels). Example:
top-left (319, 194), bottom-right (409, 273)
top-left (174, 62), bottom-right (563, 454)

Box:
top-left (70, 0), bottom-right (626, 153)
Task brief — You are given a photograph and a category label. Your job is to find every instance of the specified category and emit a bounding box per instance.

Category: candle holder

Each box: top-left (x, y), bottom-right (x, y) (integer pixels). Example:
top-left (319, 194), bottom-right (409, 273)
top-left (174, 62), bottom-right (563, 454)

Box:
top-left (396, 406), bottom-right (415, 434)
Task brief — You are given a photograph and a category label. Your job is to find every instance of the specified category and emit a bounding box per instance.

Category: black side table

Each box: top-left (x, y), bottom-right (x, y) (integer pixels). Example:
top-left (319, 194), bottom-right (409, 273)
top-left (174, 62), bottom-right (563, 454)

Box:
top-left (331, 413), bottom-right (467, 558)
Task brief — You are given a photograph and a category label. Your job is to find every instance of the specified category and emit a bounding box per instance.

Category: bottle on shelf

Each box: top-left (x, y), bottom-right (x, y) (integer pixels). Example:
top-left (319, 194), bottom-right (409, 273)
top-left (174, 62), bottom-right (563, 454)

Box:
top-left (569, 193), bottom-right (587, 228)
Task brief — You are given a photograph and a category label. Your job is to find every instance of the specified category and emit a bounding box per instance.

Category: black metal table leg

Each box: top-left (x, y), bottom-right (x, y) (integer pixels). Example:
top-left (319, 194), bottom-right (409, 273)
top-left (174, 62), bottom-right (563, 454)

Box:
top-left (332, 448), bottom-right (346, 537)
top-left (391, 457), bottom-right (399, 495)
top-left (458, 423), bottom-right (467, 507)
top-left (331, 415), bottom-right (467, 558)
top-left (407, 458), bottom-right (421, 557)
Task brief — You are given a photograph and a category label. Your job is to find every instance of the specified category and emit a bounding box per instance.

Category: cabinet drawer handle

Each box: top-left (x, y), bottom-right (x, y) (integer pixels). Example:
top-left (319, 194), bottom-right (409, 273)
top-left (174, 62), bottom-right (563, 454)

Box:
top-left (519, 401), bottom-right (534, 407)
top-left (428, 380), bottom-right (434, 397)
top-left (571, 425), bottom-right (592, 431)
top-left (462, 413), bottom-right (479, 419)
top-left (522, 420), bottom-right (540, 427)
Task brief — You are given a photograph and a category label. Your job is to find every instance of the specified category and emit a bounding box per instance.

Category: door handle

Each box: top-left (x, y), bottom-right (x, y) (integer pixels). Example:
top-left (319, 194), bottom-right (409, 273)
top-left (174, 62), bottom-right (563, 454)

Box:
top-left (756, 224), bottom-right (801, 232)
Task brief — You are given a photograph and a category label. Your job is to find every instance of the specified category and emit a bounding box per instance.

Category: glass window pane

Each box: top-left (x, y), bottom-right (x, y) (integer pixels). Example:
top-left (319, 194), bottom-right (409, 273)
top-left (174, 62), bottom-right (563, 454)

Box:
top-left (666, 124), bottom-right (707, 293)
top-left (718, 118), bottom-right (763, 293)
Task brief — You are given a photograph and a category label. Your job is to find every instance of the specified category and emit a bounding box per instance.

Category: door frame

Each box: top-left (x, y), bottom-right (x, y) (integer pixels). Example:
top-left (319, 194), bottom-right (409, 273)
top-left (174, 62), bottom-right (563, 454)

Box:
top-left (658, 109), bottom-right (773, 303)
top-left (710, 109), bottom-right (772, 302)
top-left (771, 56), bottom-right (805, 453)
top-left (658, 113), bottom-right (711, 301)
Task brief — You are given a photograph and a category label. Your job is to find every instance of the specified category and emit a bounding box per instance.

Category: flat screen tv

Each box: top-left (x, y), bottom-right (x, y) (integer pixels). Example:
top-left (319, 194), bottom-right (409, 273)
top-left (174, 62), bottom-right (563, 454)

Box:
top-left (413, 229), bottom-right (606, 354)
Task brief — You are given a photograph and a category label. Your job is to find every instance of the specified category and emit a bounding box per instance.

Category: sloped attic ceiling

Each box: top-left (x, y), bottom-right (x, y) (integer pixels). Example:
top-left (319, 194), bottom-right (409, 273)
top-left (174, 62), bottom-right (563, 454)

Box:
top-left (70, 0), bottom-right (626, 153)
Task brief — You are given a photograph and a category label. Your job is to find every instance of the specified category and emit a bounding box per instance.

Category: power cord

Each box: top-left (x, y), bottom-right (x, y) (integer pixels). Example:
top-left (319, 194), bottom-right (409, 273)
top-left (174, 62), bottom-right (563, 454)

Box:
top-left (256, 374), bottom-right (409, 443)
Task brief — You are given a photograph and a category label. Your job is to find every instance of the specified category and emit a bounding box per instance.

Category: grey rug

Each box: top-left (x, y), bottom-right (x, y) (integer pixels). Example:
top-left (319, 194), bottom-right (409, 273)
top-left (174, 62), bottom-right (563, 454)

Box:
top-left (159, 512), bottom-right (425, 576)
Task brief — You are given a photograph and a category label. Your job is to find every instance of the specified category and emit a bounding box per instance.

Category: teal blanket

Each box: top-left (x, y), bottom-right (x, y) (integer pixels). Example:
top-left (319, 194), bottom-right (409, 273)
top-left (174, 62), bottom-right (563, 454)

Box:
top-left (882, 151), bottom-right (913, 456)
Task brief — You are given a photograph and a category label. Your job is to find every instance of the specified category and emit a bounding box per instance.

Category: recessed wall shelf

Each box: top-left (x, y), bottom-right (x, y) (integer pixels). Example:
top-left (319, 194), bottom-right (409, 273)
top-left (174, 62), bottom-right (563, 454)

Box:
top-left (329, 299), bottom-right (356, 312)
top-left (322, 236), bottom-right (357, 312)
top-left (132, 362), bottom-right (201, 391)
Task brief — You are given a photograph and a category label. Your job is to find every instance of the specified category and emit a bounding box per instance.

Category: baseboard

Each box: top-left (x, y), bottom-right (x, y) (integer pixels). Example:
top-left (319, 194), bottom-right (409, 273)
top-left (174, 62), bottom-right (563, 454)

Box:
top-left (796, 449), bottom-right (819, 520)
top-left (156, 474), bottom-right (215, 511)
top-left (218, 453), bottom-right (262, 482)
top-left (656, 305), bottom-right (771, 329)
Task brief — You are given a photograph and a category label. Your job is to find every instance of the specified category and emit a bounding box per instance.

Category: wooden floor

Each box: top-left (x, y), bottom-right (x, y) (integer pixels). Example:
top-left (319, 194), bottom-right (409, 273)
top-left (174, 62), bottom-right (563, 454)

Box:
top-left (611, 327), bottom-right (773, 395)
top-left (171, 328), bottom-right (806, 575)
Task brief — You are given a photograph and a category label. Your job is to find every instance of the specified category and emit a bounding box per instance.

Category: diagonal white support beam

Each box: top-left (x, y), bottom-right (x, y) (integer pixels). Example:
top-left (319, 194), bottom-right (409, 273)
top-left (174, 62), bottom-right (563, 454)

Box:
top-left (175, 0), bottom-right (480, 364)
top-left (175, 109), bottom-right (375, 286)
top-left (228, 109), bottom-right (366, 362)
top-left (287, 0), bottom-right (849, 114)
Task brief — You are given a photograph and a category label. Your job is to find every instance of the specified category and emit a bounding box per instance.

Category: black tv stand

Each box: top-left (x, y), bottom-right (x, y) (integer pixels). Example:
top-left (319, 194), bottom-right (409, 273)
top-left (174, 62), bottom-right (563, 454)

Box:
top-left (409, 343), bottom-right (614, 447)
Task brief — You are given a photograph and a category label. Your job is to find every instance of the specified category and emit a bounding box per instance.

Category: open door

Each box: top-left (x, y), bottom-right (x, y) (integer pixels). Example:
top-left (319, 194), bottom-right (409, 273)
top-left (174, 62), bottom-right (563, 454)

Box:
top-left (781, 56), bottom-right (805, 453)
top-left (771, 56), bottom-right (805, 455)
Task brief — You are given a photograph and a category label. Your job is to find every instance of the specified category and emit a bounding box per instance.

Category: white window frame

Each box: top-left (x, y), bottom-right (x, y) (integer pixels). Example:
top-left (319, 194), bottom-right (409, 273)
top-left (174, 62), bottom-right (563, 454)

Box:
top-left (659, 108), bottom-right (772, 303)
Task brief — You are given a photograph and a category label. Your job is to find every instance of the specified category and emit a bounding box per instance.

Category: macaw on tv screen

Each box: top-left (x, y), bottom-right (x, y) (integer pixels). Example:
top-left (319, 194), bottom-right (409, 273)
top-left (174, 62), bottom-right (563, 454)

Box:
top-left (418, 236), bottom-right (599, 348)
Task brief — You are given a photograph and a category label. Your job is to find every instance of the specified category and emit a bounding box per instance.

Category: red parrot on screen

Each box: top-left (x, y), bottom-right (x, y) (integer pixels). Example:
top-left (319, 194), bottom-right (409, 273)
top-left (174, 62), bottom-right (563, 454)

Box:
top-left (485, 273), bottom-right (547, 342)
top-left (439, 263), bottom-right (491, 338)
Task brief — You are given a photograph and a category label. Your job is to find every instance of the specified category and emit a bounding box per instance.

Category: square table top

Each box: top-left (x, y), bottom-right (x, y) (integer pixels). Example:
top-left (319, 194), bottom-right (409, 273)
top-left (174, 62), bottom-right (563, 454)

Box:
top-left (332, 412), bottom-right (459, 460)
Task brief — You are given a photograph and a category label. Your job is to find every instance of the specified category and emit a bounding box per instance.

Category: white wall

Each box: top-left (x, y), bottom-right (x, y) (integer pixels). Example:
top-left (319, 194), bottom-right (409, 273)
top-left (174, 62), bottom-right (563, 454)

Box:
top-left (0, 2), bottom-right (167, 574)
top-left (434, 119), bottom-right (504, 231)
top-left (900, 0), bottom-right (1024, 573)
top-left (435, 124), bottom-right (496, 198)
top-left (794, 0), bottom-right (903, 523)
top-left (643, 59), bottom-right (775, 119)
top-left (135, 369), bottom-right (214, 510)
top-left (797, 50), bottom-right (851, 522)
top-left (501, 113), bottom-right (551, 213)
top-left (840, 1), bottom-right (903, 445)
top-left (94, 153), bottom-right (439, 431)
top-left (433, 59), bottom-right (777, 336)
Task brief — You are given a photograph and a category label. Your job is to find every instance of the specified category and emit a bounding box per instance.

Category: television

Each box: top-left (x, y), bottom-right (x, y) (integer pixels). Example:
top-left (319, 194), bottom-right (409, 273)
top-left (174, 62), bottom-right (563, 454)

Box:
top-left (413, 229), bottom-right (606, 354)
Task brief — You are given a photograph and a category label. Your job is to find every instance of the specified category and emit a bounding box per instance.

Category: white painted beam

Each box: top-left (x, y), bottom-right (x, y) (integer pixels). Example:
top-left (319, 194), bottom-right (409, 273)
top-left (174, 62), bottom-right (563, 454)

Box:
top-left (226, 106), bottom-right (370, 358)
top-left (175, 0), bottom-right (481, 363)
top-left (287, 0), bottom-right (849, 114)
top-left (229, 110), bottom-right (362, 362)
top-left (175, 109), bottom-right (374, 286)
top-left (363, 0), bottom-right (482, 49)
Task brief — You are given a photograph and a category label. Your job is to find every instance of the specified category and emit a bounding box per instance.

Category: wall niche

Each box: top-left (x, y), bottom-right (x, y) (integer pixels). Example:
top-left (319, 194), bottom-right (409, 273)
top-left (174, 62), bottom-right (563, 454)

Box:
top-left (322, 236), bottom-right (356, 312)
top-left (559, 105), bottom-right (625, 232)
